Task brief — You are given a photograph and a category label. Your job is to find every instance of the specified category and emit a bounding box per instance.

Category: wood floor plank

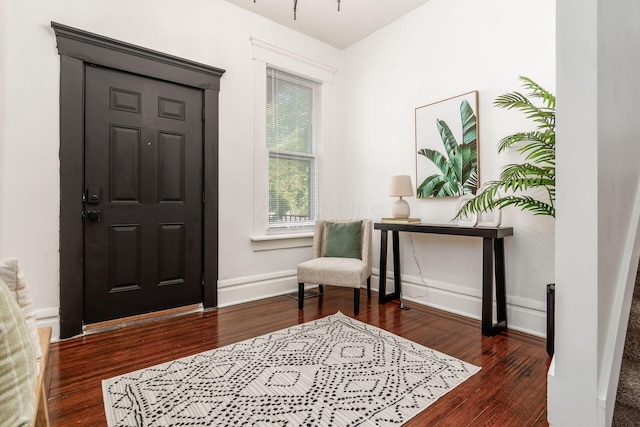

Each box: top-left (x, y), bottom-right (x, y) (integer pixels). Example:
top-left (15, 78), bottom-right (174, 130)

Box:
top-left (46, 288), bottom-right (549, 426)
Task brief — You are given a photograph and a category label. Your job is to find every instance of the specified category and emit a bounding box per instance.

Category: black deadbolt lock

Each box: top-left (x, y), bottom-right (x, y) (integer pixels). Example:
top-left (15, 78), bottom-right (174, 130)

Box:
top-left (87, 187), bottom-right (101, 204)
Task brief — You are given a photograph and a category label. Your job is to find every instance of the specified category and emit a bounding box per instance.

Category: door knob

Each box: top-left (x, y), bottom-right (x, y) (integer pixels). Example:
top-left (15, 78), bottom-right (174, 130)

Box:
top-left (86, 210), bottom-right (101, 222)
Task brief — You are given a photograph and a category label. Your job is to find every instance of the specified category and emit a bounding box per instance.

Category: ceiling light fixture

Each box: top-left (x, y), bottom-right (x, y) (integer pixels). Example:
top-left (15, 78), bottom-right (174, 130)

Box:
top-left (253, 0), bottom-right (342, 20)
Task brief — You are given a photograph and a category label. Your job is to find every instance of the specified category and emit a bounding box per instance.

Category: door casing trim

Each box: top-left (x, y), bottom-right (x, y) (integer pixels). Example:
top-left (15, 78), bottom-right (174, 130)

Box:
top-left (52, 22), bottom-right (225, 338)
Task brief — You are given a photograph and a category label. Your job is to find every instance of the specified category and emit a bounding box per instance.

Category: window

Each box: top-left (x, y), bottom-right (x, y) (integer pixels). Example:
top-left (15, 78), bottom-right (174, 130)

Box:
top-left (266, 67), bottom-right (321, 231)
top-left (250, 38), bottom-right (336, 249)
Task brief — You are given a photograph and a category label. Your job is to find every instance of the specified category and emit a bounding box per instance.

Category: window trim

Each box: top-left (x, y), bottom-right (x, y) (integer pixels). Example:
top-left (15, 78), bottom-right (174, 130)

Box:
top-left (266, 68), bottom-right (320, 231)
top-left (251, 38), bottom-right (337, 250)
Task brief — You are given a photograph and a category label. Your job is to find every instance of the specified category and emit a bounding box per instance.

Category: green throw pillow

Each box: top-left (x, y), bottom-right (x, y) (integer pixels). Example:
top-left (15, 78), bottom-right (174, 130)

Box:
top-left (0, 278), bottom-right (36, 427)
top-left (323, 220), bottom-right (363, 259)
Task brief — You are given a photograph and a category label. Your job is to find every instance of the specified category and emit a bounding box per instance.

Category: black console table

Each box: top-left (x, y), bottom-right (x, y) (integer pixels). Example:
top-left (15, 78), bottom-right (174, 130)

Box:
top-left (375, 222), bottom-right (513, 336)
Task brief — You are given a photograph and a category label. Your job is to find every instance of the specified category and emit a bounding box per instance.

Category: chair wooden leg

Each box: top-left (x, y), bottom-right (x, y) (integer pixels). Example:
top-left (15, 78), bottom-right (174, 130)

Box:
top-left (319, 285), bottom-right (324, 294)
top-left (354, 288), bottom-right (360, 316)
top-left (366, 277), bottom-right (371, 298)
top-left (298, 283), bottom-right (304, 309)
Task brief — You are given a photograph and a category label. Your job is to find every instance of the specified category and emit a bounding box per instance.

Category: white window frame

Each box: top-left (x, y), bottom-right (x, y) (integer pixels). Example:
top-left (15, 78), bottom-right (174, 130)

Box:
top-left (266, 67), bottom-right (320, 232)
top-left (250, 38), bottom-right (337, 251)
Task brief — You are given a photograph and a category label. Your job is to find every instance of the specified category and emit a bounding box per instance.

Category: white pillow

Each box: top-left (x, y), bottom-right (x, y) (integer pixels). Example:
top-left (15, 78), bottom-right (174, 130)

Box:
top-left (0, 258), bottom-right (42, 361)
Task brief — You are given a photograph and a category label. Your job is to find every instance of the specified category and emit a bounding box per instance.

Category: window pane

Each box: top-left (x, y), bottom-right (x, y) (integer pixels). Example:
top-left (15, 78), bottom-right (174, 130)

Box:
top-left (269, 156), bottom-right (311, 224)
top-left (266, 67), bottom-right (320, 231)
top-left (267, 70), bottom-right (313, 154)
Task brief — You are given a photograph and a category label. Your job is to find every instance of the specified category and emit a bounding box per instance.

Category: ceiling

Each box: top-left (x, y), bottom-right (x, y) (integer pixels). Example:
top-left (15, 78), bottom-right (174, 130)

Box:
top-left (224, 0), bottom-right (431, 50)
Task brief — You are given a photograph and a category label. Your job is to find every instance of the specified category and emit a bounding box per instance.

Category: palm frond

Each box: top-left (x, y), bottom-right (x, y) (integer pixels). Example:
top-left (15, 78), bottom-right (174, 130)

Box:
top-left (518, 76), bottom-right (556, 109)
top-left (493, 195), bottom-right (555, 217)
top-left (498, 163), bottom-right (555, 193)
top-left (494, 78), bottom-right (555, 130)
top-left (520, 144), bottom-right (555, 165)
top-left (454, 181), bottom-right (502, 218)
top-left (497, 131), bottom-right (553, 153)
top-left (453, 76), bottom-right (556, 220)
top-left (494, 94), bottom-right (554, 128)
top-left (455, 191), bottom-right (555, 219)
top-left (499, 162), bottom-right (555, 178)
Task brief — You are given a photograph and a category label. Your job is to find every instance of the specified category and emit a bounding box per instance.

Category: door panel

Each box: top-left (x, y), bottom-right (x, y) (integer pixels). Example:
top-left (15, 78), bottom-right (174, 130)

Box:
top-left (158, 132), bottom-right (186, 202)
top-left (110, 125), bottom-right (141, 202)
top-left (157, 223), bottom-right (185, 286)
top-left (109, 225), bottom-right (141, 292)
top-left (84, 65), bottom-right (203, 324)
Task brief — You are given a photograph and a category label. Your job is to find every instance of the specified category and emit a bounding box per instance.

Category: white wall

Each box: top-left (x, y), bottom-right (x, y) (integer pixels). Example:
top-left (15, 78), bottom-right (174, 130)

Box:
top-left (1, 0), bottom-right (342, 338)
top-left (550, 0), bottom-right (640, 425)
top-left (336, 0), bottom-right (556, 336)
top-left (2, 0), bottom-right (557, 340)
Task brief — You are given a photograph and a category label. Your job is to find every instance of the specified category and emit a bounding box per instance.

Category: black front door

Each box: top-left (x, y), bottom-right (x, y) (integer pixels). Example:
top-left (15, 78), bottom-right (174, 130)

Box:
top-left (83, 65), bottom-right (203, 324)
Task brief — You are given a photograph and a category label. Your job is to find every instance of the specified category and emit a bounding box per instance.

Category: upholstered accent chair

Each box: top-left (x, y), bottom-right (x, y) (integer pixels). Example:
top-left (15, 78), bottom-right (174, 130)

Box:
top-left (297, 219), bottom-right (373, 315)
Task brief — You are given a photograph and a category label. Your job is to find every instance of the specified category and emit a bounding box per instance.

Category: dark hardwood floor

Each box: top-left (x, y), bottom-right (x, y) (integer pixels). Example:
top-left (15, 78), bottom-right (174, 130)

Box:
top-left (47, 287), bottom-right (549, 426)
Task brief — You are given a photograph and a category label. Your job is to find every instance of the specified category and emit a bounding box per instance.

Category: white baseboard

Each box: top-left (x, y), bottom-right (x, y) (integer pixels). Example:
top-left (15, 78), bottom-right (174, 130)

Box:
top-left (217, 269), bottom-right (547, 337)
top-left (369, 272), bottom-right (546, 337)
top-left (35, 307), bottom-right (60, 341)
top-left (39, 269), bottom-right (547, 341)
top-left (217, 270), bottom-right (299, 307)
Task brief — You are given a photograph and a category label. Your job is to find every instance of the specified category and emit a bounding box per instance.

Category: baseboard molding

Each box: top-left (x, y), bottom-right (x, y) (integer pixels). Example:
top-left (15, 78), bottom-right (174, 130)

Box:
top-left (217, 270), bottom-right (299, 308)
top-left (369, 271), bottom-right (546, 337)
top-left (217, 269), bottom-right (547, 337)
top-left (38, 269), bottom-right (547, 341)
top-left (35, 307), bottom-right (60, 341)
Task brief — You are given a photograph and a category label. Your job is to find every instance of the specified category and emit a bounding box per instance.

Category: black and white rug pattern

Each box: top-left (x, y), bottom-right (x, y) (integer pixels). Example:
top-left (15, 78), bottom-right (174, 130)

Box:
top-left (102, 312), bottom-right (479, 426)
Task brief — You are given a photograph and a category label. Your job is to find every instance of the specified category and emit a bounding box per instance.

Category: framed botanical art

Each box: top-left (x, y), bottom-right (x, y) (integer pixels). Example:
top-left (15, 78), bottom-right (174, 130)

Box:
top-left (415, 91), bottom-right (479, 198)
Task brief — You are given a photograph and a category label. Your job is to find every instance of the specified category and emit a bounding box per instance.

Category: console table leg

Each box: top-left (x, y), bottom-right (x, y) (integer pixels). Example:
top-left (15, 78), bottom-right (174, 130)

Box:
top-left (494, 238), bottom-right (507, 326)
top-left (392, 230), bottom-right (401, 300)
top-left (378, 230), bottom-right (388, 304)
top-left (482, 237), bottom-right (494, 336)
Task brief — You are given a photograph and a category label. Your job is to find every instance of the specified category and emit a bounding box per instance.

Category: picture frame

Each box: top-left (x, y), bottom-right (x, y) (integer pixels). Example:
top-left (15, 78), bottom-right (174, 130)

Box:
top-left (415, 91), bottom-right (479, 198)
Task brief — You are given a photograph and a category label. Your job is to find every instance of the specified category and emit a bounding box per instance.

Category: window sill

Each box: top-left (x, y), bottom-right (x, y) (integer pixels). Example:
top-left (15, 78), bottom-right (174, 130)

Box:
top-left (250, 232), bottom-right (314, 251)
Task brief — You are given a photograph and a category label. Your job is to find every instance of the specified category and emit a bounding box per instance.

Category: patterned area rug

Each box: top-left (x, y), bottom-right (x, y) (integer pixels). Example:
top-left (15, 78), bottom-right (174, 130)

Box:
top-left (102, 312), bottom-right (479, 426)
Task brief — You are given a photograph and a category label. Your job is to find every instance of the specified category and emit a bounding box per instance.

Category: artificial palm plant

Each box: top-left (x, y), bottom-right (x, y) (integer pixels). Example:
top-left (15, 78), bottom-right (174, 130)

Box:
top-left (455, 76), bottom-right (555, 219)
top-left (417, 99), bottom-right (478, 197)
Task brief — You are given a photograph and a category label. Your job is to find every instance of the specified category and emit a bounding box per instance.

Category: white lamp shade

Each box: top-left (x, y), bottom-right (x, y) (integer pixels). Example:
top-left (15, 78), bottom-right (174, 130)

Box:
top-left (389, 175), bottom-right (414, 197)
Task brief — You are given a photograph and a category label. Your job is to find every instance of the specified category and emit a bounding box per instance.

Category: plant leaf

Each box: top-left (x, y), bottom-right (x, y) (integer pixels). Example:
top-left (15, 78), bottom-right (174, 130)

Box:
top-left (460, 100), bottom-right (477, 145)
top-left (418, 148), bottom-right (454, 177)
top-left (436, 119), bottom-right (459, 162)
top-left (417, 174), bottom-right (461, 197)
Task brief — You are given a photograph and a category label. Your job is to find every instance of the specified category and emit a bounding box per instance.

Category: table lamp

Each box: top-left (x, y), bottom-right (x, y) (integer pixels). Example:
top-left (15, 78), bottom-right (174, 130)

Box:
top-left (389, 175), bottom-right (413, 218)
